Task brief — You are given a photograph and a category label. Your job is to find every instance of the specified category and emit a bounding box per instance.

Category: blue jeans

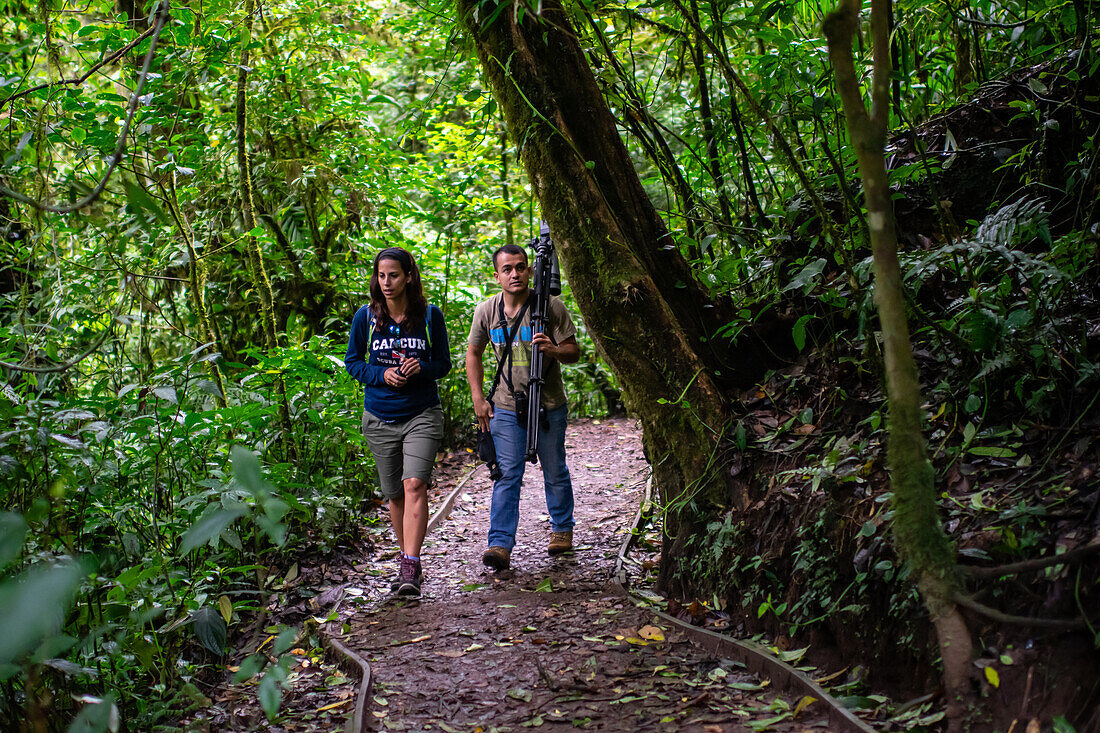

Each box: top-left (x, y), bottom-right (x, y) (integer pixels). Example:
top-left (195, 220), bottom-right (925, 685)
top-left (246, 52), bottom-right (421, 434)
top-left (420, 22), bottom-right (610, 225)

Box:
top-left (488, 405), bottom-right (574, 550)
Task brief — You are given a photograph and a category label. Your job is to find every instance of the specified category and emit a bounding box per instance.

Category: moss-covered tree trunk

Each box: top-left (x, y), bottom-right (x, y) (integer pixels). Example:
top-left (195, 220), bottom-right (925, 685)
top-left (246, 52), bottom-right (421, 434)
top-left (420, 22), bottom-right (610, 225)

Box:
top-left (824, 0), bottom-right (973, 726)
top-left (236, 0), bottom-right (294, 458)
top-left (454, 0), bottom-right (765, 590)
top-left (235, 0), bottom-right (277, 350)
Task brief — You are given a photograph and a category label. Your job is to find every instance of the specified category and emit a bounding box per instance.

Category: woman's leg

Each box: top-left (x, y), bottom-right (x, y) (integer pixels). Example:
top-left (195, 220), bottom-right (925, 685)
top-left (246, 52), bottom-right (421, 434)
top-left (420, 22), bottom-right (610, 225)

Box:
top-left (401, 477), bottom-right (429, 557)
top-left (362, 410), bottom-right (405, 552)
top-left (398, 406), bottom-right (444, 559)
top-left (389, 497), bottom-right (406, 554)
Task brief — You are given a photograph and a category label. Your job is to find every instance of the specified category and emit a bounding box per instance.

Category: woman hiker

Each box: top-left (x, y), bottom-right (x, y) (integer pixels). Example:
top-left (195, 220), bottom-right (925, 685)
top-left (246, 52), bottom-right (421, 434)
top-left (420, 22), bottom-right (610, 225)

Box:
top-left (345, 247), bottom-right (451, 596)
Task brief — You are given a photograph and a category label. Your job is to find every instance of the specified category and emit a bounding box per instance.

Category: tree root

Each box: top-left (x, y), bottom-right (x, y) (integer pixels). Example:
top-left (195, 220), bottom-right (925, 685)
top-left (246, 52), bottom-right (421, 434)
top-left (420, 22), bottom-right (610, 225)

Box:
top-left (953, 593), bottom-right (1090, 629)
top-left (959, 542), bottom-right (1100, 579)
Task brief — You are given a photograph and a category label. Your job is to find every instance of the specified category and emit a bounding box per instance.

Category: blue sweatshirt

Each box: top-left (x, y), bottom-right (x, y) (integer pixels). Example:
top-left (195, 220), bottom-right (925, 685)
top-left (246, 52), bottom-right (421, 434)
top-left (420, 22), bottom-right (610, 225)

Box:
top-left (344, 304), bottom-right (451, 423)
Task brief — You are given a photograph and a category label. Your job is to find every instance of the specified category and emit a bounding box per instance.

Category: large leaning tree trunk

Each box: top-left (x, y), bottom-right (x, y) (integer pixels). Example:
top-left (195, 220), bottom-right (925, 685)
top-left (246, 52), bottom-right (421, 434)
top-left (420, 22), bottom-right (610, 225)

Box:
top-left (455, 0), bottom-right (770, 590)
top-left (823, 0), bottom-right (973, 727)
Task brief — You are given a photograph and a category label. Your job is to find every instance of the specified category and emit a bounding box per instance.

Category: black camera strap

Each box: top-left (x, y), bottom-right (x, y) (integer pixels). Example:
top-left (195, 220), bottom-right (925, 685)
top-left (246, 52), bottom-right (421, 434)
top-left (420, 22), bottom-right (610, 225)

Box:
top-left (488, 295), bottom-right (530, 409)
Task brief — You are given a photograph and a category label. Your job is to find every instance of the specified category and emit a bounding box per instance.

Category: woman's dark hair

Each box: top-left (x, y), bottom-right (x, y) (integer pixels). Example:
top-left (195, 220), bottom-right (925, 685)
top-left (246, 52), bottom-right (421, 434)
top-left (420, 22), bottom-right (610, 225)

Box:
top-left (370, 247), bottom-right (427, 328)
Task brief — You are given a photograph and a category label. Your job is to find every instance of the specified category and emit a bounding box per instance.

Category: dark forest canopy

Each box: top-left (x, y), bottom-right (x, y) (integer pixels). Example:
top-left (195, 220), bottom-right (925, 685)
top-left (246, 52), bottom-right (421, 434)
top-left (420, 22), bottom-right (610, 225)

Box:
top-left (1, 0), bottom-right (1098, 729)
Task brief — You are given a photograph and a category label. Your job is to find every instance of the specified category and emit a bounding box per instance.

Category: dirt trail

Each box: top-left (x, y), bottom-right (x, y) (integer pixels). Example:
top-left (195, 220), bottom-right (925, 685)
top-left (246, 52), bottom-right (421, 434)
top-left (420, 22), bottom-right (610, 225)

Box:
top-left (334, 418), bottom-right (809, 733)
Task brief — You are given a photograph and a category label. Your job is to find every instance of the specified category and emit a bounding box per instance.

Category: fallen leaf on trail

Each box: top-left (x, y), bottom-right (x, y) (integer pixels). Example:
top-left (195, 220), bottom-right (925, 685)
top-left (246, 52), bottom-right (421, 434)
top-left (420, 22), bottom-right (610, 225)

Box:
top-left (390, 634), bottom-right (431, 646)
top-left (372, 711), bottom-right (387, 718)
top-left (775, 646), bottom-right (808, 663)
top-left (282, 562), bottom-right (299, 585)
top-left (703, 726), bottom-right (723, 733)
top-left (984, 667), bottom-right (1000, 688)
top-left (535, 578), bottom-right (554, 592)
top-left (747, 712), bottom-right (792, 731)
top-left (812, 667), bottom-right (848, 685)
top-left (584, 463), bottom-right (603, 468)
top-left (437, 650), bottom-right (466, 658)
top-left (464, 643), bottom-right (484, 651)
top-left (685, 600), bottom-right (707, 616)
top-left (792, 695), bottom-right (817, 716)
top-left (317, 700), bottom-right (351, 712)
top-left (638, 625), bottom-right (665, 641)
top-left (507, 688), bottom-right (533, 702)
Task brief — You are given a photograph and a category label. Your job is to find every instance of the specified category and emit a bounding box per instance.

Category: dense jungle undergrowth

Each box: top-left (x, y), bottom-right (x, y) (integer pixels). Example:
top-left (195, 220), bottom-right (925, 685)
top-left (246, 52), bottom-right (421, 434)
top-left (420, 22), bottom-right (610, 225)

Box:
top-left (1, 0), bottom-right (1099, 729)
top-left (664, 58), bottom-right (1100, 731)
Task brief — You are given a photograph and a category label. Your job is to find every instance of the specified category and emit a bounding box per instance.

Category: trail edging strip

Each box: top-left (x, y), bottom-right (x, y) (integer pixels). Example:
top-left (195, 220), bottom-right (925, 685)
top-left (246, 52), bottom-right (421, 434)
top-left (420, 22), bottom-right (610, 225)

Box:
top-left (612, 480), bottom-right (879, 733)
top-left (319, 463), bottom-right (483, 733)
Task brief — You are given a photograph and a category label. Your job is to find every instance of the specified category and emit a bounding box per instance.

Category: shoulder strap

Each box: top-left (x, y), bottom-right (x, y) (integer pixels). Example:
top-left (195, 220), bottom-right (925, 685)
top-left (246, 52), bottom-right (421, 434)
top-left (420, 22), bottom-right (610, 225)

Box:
top-left (425, 306), bottom-right (433, 350)
top-left (488, 296), bottom-right (530, 406)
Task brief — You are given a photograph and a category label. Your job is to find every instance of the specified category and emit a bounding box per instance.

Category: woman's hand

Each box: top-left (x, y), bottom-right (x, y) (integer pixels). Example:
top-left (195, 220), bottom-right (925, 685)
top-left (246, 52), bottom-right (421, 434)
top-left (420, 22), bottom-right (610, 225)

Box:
top-left (398, 357), bottom-right (421, 377)
top-left (384, 367), bottom-right (408, 387)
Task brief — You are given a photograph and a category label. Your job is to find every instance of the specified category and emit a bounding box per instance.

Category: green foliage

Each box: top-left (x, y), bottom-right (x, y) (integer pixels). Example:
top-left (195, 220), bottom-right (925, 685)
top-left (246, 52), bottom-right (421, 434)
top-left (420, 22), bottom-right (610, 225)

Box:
top-left (0, 0), bottom-right (619, 726)
top-left (902, 197), bottom-right (1099, 417)
top-left (1, 0), bottom-right (1095, 725)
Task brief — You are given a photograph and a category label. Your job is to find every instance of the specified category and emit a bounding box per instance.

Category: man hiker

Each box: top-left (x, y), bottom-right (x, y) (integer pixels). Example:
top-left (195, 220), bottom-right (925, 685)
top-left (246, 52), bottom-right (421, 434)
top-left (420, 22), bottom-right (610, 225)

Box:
top-left (465, 242), bottom-right (581, 570)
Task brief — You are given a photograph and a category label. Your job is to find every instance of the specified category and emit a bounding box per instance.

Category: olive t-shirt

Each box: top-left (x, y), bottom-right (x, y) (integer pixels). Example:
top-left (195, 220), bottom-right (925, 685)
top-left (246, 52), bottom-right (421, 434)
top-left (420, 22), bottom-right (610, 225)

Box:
top-left (468, 293), bottom-right (577, 412)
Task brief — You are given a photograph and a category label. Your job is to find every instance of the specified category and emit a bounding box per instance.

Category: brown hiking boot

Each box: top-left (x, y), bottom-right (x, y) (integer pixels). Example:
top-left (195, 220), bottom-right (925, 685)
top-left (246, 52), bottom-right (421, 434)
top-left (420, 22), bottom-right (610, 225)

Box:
top-left (482, 546), bottom-right (511, 570)
top-left (548, 531), bottom-right (573, 556)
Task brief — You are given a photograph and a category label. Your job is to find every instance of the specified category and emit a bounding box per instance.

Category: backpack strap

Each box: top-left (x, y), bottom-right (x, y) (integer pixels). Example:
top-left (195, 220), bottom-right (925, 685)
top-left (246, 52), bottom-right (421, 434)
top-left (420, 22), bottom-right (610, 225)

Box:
top-left (425, 306), bottom-right (433, 350)
top-left (488, 296), bottom-right (530, 407)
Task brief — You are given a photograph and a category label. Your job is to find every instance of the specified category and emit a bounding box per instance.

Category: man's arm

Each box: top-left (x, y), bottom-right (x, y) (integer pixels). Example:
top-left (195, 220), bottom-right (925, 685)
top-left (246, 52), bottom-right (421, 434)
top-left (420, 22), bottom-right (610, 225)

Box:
top-left (531, 333), bottom-right (580, 364)
top-left (465, 341), bottom-right (493, 431)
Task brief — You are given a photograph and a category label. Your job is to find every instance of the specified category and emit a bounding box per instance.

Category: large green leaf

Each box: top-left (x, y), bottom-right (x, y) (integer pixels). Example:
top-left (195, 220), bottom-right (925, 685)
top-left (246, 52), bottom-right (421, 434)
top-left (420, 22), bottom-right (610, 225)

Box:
top-left (179, 503), bottom-right (247, 554)
top-left (189, 607), bottom-right (227, 655)
top-left (67, 694), bottom-right (119, 733)
top-left (0, 513), bottom-right (27, 569)
top-left (0, 562), bottom-right (83, 665)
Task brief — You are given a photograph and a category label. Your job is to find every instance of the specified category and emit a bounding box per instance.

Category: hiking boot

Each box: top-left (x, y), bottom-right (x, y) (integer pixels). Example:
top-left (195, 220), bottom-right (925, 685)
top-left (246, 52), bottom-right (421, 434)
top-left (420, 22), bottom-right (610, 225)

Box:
top-left (482, 546), bottom-right (511, 571)
top-left (395, 555), bottom-right (422, 597)
top-left (548, 531), bottom-right (573, 556)
top-left (390, 554), bottom-right (405, 592)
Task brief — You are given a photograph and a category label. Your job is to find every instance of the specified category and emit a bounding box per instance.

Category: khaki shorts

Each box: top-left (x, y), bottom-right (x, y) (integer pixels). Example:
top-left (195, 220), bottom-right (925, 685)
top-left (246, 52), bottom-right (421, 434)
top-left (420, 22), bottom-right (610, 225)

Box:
top-left (362, 406), bottom-right (444, 500)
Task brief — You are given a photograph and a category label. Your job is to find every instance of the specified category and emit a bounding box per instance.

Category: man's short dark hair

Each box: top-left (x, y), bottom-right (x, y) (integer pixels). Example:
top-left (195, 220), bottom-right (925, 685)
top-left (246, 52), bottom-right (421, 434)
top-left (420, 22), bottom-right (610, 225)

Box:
top-left (492, 244), bottom-right (528, 271)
